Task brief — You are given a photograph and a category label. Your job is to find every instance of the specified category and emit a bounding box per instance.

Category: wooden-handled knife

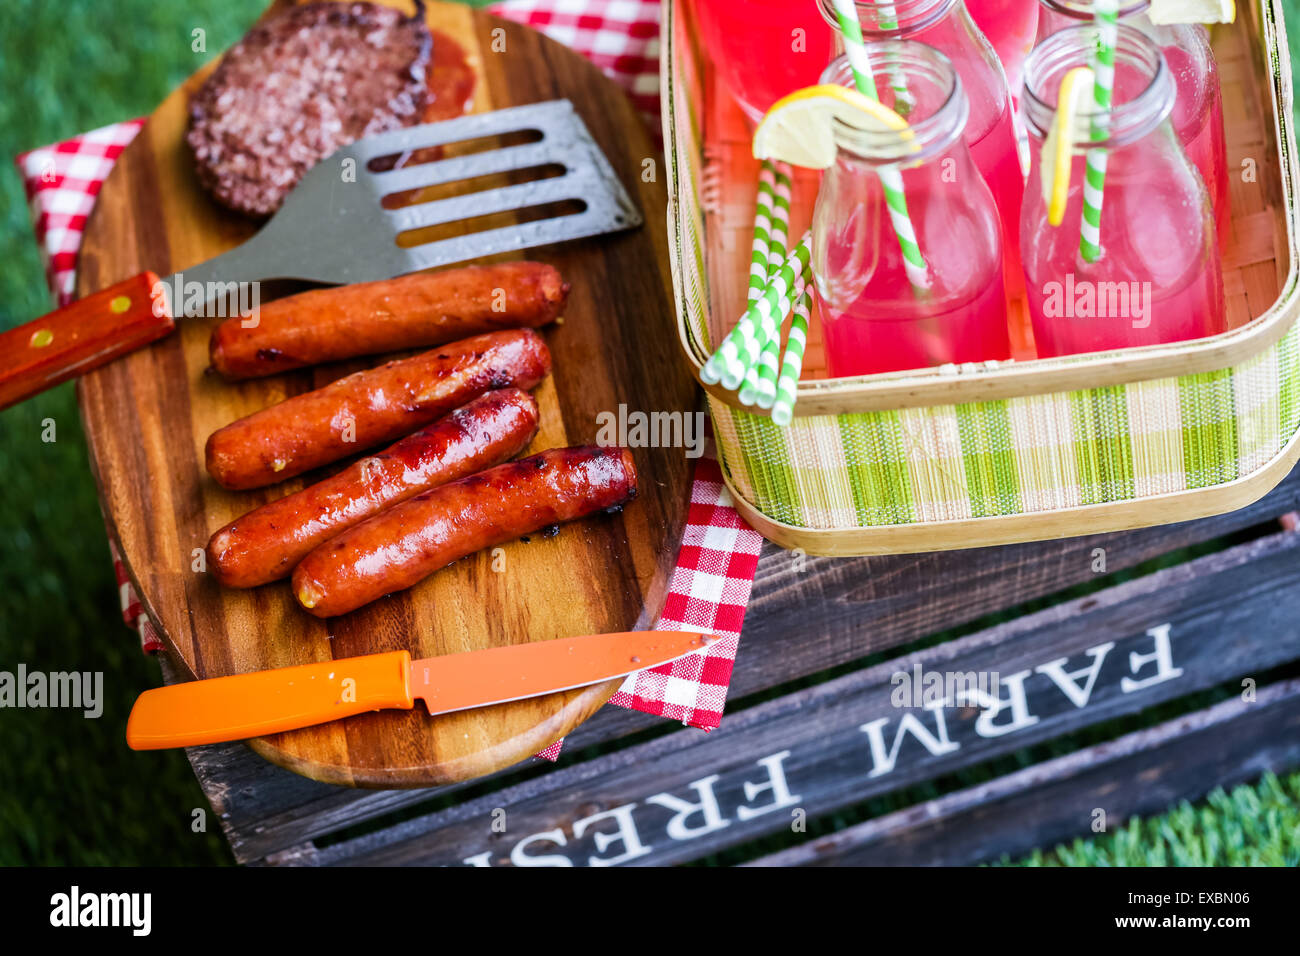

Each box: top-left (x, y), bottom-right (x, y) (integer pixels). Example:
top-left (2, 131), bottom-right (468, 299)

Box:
top-left (126, 630), bottom-right (715, 750)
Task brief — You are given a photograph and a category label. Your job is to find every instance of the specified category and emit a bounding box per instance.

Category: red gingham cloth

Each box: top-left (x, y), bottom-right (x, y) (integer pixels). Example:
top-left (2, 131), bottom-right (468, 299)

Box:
top-left (490, 0), bottom-right (662, 132)
top-left (13, 0), bottom-right (762, 758)
top-left (14, 120), bottom-right (146, 310)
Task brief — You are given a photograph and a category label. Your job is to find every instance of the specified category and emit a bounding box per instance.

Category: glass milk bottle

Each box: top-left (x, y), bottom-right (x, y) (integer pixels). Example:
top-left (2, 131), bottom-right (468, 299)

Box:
top-left (1036, 0), bottom-right (1229, 243)
top-left (1020, 24), bottom-right (1226, 357)
top-left (817, 0), bottom-right (1026, 301)
top-left (812, 43), bottom-right (1010, 376)
top-left (965, 0), bottom-right (1041, 95)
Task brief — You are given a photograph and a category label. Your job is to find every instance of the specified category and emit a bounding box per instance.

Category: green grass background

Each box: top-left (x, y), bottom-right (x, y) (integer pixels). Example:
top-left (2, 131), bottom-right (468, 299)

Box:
top-left (1, 0), bottom-right (1298, 866)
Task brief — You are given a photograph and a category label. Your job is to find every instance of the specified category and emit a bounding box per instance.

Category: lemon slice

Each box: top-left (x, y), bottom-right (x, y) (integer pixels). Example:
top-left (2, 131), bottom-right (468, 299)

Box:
top-left (1042, 66), bottom-right (1095, 227)
top-left (1147, 0), bottom-right (1235, 24)
top-left (753, 84), bottom-right (913, 169)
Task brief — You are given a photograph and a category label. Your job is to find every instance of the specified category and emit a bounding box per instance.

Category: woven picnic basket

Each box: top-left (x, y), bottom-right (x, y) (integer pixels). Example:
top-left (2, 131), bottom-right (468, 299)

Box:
top-left (663, 0), bottom-right (1300, 554)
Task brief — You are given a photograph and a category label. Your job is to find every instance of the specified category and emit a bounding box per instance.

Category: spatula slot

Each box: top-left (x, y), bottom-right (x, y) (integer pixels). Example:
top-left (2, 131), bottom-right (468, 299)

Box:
top-left (380, 163), bottom-right (568, 210)
top-left (365, 128), bottom-right (544, 173)
top-left (395, 198), bottom-right (589, 249)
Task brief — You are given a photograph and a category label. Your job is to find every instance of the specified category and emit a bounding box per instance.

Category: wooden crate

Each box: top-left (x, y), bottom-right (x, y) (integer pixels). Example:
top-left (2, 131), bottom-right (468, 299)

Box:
top-left (169, 463), bottom-right (1300, 866)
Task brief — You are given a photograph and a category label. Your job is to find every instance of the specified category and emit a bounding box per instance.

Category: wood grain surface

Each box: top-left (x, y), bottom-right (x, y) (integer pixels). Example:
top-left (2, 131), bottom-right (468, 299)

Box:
top-left (74, 0), bottom-right (696, 787)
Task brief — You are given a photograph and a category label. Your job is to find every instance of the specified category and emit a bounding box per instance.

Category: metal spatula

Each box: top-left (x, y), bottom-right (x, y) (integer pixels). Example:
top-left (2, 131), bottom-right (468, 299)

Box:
top-left (0, 99), bottom-right (640, 410)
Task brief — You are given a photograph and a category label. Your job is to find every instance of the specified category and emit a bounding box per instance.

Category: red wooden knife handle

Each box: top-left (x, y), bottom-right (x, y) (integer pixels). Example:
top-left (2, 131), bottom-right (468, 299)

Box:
top-left (0, 272), bottom-right (173, 410)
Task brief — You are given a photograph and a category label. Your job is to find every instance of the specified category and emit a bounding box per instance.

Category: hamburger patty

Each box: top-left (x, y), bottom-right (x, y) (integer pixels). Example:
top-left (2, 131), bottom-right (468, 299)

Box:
top-left (187, 1), bottom-right (433, 218)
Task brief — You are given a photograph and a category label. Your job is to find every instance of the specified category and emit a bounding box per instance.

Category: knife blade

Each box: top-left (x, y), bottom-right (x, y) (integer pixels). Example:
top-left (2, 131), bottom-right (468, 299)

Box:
top-left (125, 630), bottom-right (715, 750)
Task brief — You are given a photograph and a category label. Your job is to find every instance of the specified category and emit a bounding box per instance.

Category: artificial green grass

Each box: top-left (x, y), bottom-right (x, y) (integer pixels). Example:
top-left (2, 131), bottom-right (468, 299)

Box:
top-left (1006, 772), bottom-right (1300, 867)
top-left (0, 0), bottom-right (277, 868)
top-left (1, 0), bottom-right (1298, 866)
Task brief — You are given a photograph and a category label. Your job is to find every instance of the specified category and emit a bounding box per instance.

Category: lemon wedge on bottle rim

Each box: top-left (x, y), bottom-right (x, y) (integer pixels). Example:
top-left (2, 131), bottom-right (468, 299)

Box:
top-left (753, 84), bottom-right (914, 169)
top-left (1042, 66), bottom-right (1095, 227)
top-left (1147, 0), bottom-right (1235, 25)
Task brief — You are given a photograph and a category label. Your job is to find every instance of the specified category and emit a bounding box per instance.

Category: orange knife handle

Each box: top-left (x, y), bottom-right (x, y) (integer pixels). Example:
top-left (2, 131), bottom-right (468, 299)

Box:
top-left (126, 650), bottom-right (414, 750)
top-left (0, 272), bottom-right (173, 410)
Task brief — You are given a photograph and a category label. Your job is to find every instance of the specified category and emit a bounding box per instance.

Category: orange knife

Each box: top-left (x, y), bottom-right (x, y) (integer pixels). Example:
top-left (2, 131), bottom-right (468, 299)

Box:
top-left (126, 630), bottom-right (716, 750)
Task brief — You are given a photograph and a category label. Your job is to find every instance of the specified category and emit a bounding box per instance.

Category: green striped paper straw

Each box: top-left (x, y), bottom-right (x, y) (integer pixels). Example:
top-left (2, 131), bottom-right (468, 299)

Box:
top-left (702, 233), bottom-right (812, 389)
top-left (741, 163), bottom-right (793, 405)
top-left (746, 266), bottom-right (805, 407)
top-left (748, 162), bottom-right (778, 302)
top-left (772, 284), bottom-right (812, 425)
top-left (767, 163), bottom-right (793, 277)
top-left (1079, 0), bottom-right (1119, 263)
top-left (707, 163), bottom-right (776, 393)
top-left (830, 0), bottom-right (929, 290)
top-left (741, 272), bottom-right (803, 405)
top-left (874, 2), bottom-right (914, 112)
top-left (754, 166), bottom-right (796, 407)
top-left (753, 332), bottom-right (784, 407)
top-left (758, 272), bottom-right (806, 409)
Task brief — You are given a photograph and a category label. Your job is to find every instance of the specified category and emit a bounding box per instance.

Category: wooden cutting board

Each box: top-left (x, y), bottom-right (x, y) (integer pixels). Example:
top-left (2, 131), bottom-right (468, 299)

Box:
top-left (75, 0), bottom-right (696, 787)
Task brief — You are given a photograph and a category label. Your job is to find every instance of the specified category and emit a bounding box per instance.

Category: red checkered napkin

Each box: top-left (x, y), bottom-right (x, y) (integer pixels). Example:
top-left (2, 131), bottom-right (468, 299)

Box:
top-left (489, 0), bottom-right (662, 133)
top-left (15, 119), bottom-right (145, 309)
top-left (14, 1), bottom-right (764, 753)
top-left (538, 446), bottom-right (759, 760)
top-left (610, 451), bottom-right (756, 730)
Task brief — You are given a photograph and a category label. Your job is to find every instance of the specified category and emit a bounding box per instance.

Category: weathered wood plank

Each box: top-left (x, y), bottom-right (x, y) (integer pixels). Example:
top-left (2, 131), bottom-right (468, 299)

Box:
top-left (732, 469), bottom-right (1300, 694)
top-left (743, 677), bottom-right (1300, 866)
top-left (198, 468), bottom-right (1300, 863)
top-left (295, 529), bottom-right (1300, 865)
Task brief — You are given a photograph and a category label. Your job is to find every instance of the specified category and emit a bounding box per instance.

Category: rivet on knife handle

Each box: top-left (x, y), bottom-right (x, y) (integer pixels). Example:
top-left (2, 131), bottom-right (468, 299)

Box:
top-left (125, 650), bottom-right (414, 750)
top-left (0, 272), bottom-right (173, 410)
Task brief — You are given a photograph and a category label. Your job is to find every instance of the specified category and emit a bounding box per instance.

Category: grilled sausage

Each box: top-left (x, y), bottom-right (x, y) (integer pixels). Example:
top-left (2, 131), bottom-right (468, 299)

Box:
top-left (292, 446), bottom-right (637, 617)
top-left (205, 329), bottom-right (550, 490)
top-left (207, 388), bottom-right (540, 588)
top-left (209, 263), bottom-right (568, 379)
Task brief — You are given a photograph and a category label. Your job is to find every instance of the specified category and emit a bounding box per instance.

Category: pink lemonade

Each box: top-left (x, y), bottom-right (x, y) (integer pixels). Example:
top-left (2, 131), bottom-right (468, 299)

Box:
top-left (1163, 42), bottom-right (1230, 245)
top-left (1023, 180), bottom-right (1226, 356)
top-left (969, 101), bottom-right (1027, 301)
top-left (1021, 25), bottom-right (1226, 357)
top-left (820, 235), bottom-right (1011, 375)
top-left (964, 0), bottom-right (1040, 94)
top-left (1036, 2), bottom-right (1230, 245)
top-left (692, 0), bottom-right (834, 124)
top-left (818, 0), bottom-right (1026, 303)
top-left (815, 45), bottom-right (1010, 377)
